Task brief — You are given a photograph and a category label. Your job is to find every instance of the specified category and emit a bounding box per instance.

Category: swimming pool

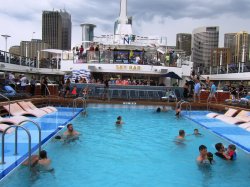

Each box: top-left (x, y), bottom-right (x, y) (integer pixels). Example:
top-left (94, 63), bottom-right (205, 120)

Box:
top-left (1, 105), bottom-right (250, 187)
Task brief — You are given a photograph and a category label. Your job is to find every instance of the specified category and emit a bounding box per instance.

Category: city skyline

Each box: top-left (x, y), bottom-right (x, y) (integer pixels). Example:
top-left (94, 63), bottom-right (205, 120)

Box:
top-left (1, 0), bottom-right (250, 51)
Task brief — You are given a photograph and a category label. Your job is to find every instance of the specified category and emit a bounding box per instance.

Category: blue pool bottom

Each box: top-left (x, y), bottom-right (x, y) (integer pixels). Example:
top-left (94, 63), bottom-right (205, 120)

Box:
top-left (0, 107), bottom-right (83, 181)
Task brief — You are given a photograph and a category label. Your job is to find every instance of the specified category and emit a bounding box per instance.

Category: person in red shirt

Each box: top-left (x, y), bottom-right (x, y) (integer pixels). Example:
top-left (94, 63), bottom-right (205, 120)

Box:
top-left (71, 85), bottom-right (78, 98)
top-left (80, 45), bottom-right (84, 55)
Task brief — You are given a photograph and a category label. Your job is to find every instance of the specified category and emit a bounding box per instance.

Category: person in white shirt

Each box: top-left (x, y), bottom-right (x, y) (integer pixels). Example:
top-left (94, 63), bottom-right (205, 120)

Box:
top-left (20, 74), bottom-right (27, 92)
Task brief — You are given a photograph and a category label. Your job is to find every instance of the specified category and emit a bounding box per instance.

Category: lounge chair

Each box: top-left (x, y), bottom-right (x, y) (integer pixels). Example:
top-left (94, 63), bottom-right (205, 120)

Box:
top-left (161, 89), bottom-right (176, 102)
top-left (3, 103), bottom-right (46, 117)
top-left (0, 124), bottom-right (14, 134)
top-left (238, 122), bottom-right (250, 130)
top-left (26, 101), bottom-right (57, 113)
top-left (216, 110), bottom-right (250, 124)
top-left (0, 115), bottom-right (29, 125)
top-left (18, 101), bottom-right (48, 116)
top-left (206, 108), bottom-right (238, 118)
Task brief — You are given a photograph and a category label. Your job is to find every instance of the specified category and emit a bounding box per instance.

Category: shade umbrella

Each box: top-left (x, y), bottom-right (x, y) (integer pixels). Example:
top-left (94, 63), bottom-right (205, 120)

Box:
top-left (162, 72), bottom-right (182, 80)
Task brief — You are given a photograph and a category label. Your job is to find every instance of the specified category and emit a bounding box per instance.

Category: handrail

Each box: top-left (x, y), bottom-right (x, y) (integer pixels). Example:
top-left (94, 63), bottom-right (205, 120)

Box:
top-left (176, 100), bottom-right (184, 109)
top-left (1, 125), bottom-right (32, 169)
top-left (73, 97), bottom-right (87, 115)
top-left (0, 93), bottom-right (11, 117)
top-left (17, 120), bottom-right (42, 155)
top-left (180, 101), bottom-right (191, 116)
top-left (1, 120), bottom-right (42, 170)
top-left (44, 84), bottom-right (51, 105)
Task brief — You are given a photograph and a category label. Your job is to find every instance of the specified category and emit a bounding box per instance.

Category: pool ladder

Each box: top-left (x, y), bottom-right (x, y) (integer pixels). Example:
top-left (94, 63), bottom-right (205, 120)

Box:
top-left (1, 120), bottom-right (42, 170)
top-left (177, 100), bottom-right (191, 117)
top-left (73, 97), bottom-right (87, 115)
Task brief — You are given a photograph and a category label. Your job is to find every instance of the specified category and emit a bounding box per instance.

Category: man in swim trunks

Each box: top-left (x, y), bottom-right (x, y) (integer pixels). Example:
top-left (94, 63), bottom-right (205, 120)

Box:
top-left (64, 124), bottom-right (79, 137)
top-left (177, 130), bottom-right (185, 140)
top-left (196, 145), bottom-right (209, 164)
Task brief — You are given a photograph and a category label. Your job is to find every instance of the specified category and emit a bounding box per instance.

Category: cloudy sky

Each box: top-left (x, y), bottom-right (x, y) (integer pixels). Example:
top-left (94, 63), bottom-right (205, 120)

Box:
top-left (0, 0), bottom-right (250, 51)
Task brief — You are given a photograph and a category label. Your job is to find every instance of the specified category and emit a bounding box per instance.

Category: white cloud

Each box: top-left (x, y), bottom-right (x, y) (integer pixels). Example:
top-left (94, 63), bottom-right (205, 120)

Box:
top-left (1, 0), bottom-right (250, 51)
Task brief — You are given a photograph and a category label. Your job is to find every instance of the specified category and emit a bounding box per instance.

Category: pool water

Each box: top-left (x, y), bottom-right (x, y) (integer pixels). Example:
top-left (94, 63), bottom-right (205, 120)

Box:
top-left (2, 106), bottom-right (250, 187)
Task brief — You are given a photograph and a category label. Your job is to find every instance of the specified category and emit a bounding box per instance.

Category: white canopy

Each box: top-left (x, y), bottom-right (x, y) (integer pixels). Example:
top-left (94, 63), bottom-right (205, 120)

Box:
top-left (41, 49), bottom-right (64, 54)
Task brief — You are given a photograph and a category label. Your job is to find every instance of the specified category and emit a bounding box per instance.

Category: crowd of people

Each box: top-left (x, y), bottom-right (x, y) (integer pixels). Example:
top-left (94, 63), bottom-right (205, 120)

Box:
top-left (175, 129), bottom-right (237, 165)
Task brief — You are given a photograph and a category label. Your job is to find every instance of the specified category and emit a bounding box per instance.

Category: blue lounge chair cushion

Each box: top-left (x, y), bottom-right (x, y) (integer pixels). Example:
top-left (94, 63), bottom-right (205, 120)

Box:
top-left (4, 86), bottom-right (16, 96)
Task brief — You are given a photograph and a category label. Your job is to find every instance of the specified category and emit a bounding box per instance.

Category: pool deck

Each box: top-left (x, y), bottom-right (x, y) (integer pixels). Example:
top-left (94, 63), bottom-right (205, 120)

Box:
top-left (185, 111), bottom-right (250, 153)
top-left (0, 107), bottom-right (83, 181)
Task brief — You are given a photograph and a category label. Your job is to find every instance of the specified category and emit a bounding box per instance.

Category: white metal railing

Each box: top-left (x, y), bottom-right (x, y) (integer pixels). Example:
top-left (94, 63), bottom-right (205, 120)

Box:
top-left (73, 97), bottom-right (87, 115)
top-left (1, 120), bottom-right (42, 169)
top-left (180, 101), bottom-right (191, 116)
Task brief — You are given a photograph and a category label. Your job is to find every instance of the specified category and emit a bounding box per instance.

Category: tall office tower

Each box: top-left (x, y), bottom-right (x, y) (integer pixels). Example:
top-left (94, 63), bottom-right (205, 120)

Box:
top-left (176, 33), bottom-right (192, 56)
top-left (42, 10), bottom-right (72, 50)
top-left (29, 39), bottom-right (49, 59)
top-left (20, 41), bottom-right (31, 58)
top-left (191, 26), bottom-right (219, 69)
top-left (224, 33), bottom-right (236, 63)
top-left (232, 31), bottom-right (249, 64)
top-left (211, 48), bottom-right (231, 67)
top-left (80, 23), bottom-right (96, 49)
top-left (20, 40), bottom-right (49, 59)
top-left (224, 33), bottom-right (236, 48)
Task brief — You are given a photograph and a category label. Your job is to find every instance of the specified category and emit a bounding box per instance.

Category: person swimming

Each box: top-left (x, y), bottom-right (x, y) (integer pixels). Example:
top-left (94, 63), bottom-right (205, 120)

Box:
top-left (193, 129), bottom-right (203, 136)
top-left (116, 116), bottom-right (123, 125)
top-left (63, 124), bottom-right (80, 143)
top-left (37, 150), bottom-right (54, 172)
top-left (197, 145), bottom-right (210, 164)
top-left (156, 107), bottom-right (161, 113)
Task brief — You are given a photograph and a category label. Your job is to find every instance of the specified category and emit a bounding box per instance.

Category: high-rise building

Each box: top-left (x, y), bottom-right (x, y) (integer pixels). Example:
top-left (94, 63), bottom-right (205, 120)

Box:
top-left (9, 46), bottom-right (20, 56)
top-left (42, 10), bottom-right (72, 50)
top-left (20, 41), bottom-right (31, 58)
top-left (20, 40), bottom-right (49, 59)
top-left (211, 48), bottom-right (231, 67)
top-left (80, 23), bottom-right (96, 49)
top-left (224, 33), bottom-right (236, 63)
top-left (191, 26), bottom-right (219, 69)
top-left (224, 33), bottom-right (236, 48)
top-left (176, 33), bottom-right (192, 56)
top-left (232, 31), bottom-right (249, 64)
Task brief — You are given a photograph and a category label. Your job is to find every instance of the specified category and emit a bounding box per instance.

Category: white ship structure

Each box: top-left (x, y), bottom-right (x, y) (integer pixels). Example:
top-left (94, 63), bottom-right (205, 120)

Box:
top-left (0, 0), bottom-right (249, 84)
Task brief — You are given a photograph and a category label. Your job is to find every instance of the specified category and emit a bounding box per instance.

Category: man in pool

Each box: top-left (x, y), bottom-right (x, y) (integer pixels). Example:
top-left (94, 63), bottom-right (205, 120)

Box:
top-left (22, 150), bottom-right (53, 171)
top-left (177, 130), bottom-right (185, 140)
top-left (215, 143), bottom-right (231, 160)
top-left (37, 150), bottom-right (54, 171)
top-left (64, 124), bottom-right (79, 136)
top-left (196, 145), bottom-right (209, 164)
